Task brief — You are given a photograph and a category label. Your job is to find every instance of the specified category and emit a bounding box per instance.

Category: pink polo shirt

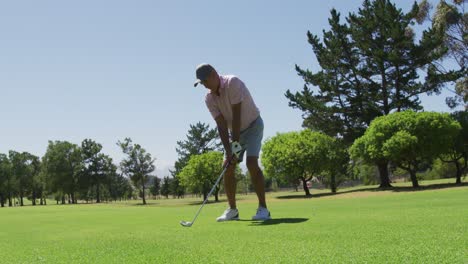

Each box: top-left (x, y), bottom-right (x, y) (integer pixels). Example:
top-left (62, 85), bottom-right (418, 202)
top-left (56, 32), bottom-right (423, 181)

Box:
top-left (205, 75), bottom-right (260, 131)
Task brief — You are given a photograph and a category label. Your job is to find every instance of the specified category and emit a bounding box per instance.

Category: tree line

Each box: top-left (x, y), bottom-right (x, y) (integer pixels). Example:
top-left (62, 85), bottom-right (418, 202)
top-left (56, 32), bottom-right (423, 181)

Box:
top-left (0, 138), bottom-right (159, 207)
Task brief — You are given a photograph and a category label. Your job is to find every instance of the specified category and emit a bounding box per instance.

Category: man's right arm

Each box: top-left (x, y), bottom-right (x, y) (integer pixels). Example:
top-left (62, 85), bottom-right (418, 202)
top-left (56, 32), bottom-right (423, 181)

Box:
top-left (215, 115), bottom-right (233, 162)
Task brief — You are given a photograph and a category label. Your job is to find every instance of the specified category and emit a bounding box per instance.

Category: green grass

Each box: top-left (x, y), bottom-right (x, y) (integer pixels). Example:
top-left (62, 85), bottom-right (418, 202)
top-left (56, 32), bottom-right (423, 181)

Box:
top-left (1, 179), bottom-right (467, 263)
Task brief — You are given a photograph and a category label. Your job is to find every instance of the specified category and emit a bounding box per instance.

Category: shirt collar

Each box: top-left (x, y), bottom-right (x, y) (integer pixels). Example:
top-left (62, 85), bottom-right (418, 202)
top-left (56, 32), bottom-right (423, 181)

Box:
top-left (209, 75), bottom-right (226, 96)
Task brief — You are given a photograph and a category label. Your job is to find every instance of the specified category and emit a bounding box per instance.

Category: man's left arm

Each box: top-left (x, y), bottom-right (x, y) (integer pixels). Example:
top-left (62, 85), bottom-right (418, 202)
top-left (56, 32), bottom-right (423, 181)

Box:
top-left (231, 102), bottom-right (241, 142)
top-left (228, 77), bottom-right (244, 157)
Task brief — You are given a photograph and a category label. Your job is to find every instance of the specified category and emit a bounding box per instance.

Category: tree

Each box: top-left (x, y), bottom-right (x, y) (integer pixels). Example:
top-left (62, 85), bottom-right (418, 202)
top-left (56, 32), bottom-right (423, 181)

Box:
top-left (425, 158), bottom-right (460, 180)
top-left (43, 141), bottom-right (82, 204)
top-left (104, 161), bottom-right (123, 202)
top-left (113, 174), bottom-right (133, 201)
top-left (9, 151), bottom-right (38, 206)
top-left (149, 176), bottom-right (161, 198)
top-left (118, 138), bottom-right (155, 205)
top-left (351, 111), bottom-right (461, 187)
top-left (178, 151), bottom-right (224, 201)
top-left (352, 163), bottom-right (380, 185)
top-left (81, 139), bottom-right (117, 204)
top-left (101, 156), bottom-right (117, 202)
top-left (286, 0), bottom-right (456, 188)
top-left (322, 138), bottom-right (350, 193)
top-left (439, 111), bottom-right (467, 184)
top-left (3, 154), bottom-right (16, 207)
top-left (0, 154), bottom-right (11, 207)
top-left (417, 0), bottom-right (467, 109)
top-left (172, 122), bottom-right (221, 197)
top-left (262, 130), bottom-right (343, 196)
top-left (37, 158), bottom-right (50, 205)
top-left (8, 151), bottom-right (25, 206)
top-left (174, 122), bottom-right (221, 172)
top-left (160, 176), bottom-right (171, 199)
top-left (28, 155), bottom-right (42, 206)
top-left (170, 176), bottom-right (185, 199)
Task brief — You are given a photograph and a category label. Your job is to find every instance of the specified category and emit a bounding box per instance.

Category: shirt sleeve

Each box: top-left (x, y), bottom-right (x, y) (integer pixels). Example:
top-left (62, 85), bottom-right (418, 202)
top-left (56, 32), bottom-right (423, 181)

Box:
top-left (205, 95), bottom-right (221, 119)
top-left (227, 76), bottom-right (245, 105)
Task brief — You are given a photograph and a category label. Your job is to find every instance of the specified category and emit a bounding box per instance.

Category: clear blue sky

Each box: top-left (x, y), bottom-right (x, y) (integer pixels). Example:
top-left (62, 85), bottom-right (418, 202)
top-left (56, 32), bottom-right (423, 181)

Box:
top-left (0, 0), bottom-right (460, 177)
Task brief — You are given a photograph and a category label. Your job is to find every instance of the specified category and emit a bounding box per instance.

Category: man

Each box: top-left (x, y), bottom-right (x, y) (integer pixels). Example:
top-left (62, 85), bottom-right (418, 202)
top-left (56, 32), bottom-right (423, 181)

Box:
top-left (194, 63), bottom-right (271, 221)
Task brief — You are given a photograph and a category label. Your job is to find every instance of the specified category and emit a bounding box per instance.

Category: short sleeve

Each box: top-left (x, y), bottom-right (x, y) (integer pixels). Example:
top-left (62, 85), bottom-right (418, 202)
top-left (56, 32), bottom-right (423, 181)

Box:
top-left (205, 94), bottom-right (221, 119)
top-left (227, 76), bottom-right (244, 105)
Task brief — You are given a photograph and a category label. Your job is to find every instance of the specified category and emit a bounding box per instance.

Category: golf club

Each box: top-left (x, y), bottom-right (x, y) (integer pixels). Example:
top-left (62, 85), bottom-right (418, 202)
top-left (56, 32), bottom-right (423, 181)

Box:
top-left (180, 155), bottom-right (235, 227)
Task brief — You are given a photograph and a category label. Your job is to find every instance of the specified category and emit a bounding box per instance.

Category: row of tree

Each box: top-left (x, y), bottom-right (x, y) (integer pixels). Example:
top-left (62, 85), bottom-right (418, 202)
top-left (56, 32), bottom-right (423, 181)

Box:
top-left (285, 0), bottom-right (466, 188)
top-left (0, 138), bottom-right (158, 207)
top-left (0, 120), bottom-right (235, 207)
top-left (261, 111), bottom-right (466, 196)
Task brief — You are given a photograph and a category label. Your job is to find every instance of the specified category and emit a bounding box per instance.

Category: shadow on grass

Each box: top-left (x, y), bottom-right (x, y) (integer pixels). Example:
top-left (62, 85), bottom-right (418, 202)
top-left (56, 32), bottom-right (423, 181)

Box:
top-left (247, 218), bottom-right (309, 226)
top-left (187, 196), bottom-right (250, 206)
top-left (276, 187), bottom-right (377, 200)
top-left (7, 201), bottom-right (155, 207)
top-left (276, 182), bottom-right (468, 200)
top-left (186, 199), bottom-right (228, 206)
top-left (390, 182), bottom-right (468, 192)
top-left (130, 202), bottom-right (160, 206)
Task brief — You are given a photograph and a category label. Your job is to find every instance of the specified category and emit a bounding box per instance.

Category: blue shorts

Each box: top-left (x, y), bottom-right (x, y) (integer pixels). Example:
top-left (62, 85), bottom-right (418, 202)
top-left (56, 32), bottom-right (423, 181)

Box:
top-left (236, 116), bottom-right (264, 162)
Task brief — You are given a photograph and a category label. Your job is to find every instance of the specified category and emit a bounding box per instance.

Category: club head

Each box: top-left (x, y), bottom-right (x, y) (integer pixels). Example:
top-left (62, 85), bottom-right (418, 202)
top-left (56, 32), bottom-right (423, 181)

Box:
top-left (180, 220), bottom-right (193, 227)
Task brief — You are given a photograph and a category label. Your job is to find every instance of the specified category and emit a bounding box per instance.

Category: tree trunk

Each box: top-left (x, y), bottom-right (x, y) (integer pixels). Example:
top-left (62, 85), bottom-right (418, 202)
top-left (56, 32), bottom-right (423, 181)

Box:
top-left (381, 68), bottom-right (389, 114)
top-left (8, 194), bottom-right (12, 207)
top-left (142, 183), bottom-right (146, 205)
top-left (455, 161), bottom-right (462, 185)
top-left (20, 193), bottom-right (24, 206)
top-left (301, 177), bottom-right (311, 196)
top-left (61, 195), bottom-right (65, 205)
top-left (0, 194), bottom-right (4, 207)
top-left (395, 66), bottom-right (401, 112)
top-left (32, 190), bottom-right (36, 206)
top-left (96, 184), bottom-right (101, 203)
top-left (409, 170), bottom-right (419, 188)
top-left (331, 174), bottom-right (337, 193)
top-left (377, 161), bottom-right (392, 188)
top-left (40, 197), bottom-right (44, 205)
top-left (214, 188), bottom-right (219, 202)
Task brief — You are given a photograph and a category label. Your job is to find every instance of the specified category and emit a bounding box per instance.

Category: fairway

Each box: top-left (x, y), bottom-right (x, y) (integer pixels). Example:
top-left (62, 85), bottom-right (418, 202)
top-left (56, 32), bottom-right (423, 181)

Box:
top-left (1, 180), bottom-right (467, 264)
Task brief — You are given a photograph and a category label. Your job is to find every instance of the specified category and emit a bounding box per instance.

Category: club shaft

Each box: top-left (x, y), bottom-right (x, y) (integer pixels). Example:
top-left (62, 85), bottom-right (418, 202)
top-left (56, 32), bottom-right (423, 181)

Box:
top-left (189, 157), bottom-right (233, 225)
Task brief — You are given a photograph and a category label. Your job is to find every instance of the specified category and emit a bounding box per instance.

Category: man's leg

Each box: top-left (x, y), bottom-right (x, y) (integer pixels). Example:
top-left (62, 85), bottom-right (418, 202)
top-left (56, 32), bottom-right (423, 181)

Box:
top-left (224, 163), bottom-right (237, 209)
top-left (246, 156), bottom-right (267, 208)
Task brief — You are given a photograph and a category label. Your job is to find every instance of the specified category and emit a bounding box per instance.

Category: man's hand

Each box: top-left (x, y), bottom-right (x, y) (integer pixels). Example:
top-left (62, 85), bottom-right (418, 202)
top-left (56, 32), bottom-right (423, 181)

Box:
top-left (223, 141), bottom-right (242, 167)
top-left (231, 141), bottom-right (242, 158)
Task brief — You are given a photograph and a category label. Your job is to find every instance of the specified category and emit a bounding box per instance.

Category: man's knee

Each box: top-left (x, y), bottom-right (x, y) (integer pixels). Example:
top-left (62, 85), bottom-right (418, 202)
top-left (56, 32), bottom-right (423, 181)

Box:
top-left (246, 157), bottom-right (259, 172)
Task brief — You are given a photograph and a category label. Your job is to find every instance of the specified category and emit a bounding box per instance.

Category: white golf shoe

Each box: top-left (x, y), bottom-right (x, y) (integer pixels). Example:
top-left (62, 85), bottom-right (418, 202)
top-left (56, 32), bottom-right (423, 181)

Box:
top-left (252, 207), bottom-right (271, 221)
top-left (216, 208), bottom-right (239, 222)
